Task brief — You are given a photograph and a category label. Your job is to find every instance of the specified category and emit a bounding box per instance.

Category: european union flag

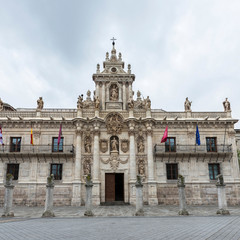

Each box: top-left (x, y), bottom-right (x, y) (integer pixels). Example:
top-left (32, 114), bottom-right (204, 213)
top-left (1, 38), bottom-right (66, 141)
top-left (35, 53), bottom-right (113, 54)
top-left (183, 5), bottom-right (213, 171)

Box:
top-left (196, 124), bottom-right (201, 145)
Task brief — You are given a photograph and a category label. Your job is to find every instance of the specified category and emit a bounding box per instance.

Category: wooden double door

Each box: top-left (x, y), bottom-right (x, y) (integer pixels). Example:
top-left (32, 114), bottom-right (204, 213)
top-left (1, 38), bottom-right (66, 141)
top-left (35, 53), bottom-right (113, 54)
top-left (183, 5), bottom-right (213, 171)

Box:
top-left (105, 173), bottom-right (124, 202)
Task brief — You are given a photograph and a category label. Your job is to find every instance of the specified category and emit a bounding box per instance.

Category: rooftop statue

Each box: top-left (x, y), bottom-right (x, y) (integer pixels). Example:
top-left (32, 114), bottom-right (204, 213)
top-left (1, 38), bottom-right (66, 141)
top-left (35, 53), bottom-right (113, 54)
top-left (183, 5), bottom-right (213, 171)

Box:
top-left (184, 97), bottom-right (192, 111)
top-left (37, 97), bottom-right (44, 110)
top-left (223, 98), bottom-right (231, 112)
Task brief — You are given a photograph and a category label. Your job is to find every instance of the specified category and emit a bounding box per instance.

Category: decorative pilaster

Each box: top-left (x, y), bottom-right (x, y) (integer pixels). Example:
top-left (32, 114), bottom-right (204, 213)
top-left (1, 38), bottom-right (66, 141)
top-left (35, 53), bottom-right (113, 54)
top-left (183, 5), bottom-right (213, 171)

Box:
top-left (2, 174), bottom-right (14, 217)
top-left (102, 82), bottom-right (105, 110)
top-left (92, 124), bottom-right (100, 205)
top-left (123, 82), bottom-right (126, 110)
top-left (72, 128), bottom-right (82, 206)
top-left (129, 122), bottom-right (136, 204)
top-left (42, 174), bottom-right (55, 217)
top-left (146, 123), bottom-right (158, 205)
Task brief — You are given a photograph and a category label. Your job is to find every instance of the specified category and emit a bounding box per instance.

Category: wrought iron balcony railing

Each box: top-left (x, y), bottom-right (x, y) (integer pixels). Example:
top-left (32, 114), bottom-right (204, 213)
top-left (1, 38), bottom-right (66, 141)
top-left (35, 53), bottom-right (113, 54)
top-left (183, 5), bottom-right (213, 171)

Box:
top-left (154, 144), bottom-right (232, 154)
top-left (0, 144), bottom-right (74, 154)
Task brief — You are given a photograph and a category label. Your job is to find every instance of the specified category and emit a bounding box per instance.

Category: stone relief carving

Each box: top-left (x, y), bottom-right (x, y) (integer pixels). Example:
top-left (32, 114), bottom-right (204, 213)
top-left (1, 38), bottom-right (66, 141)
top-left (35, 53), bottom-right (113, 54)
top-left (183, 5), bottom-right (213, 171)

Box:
top-left (106, 113), bottom-right (123, 134)
top-left (83, 90), bottom-right (94, 108)
top-left (110, 136), bottom-right (119, 152)
top-left (110, 84), bottom-right (118, 101)
top-left (137, 137), bottom-right (145, 153)
top-left (101, 154), bottom-right (128, 172)
top-left (223, 98), bottom-right (231, 112)
top-left (144, 96), bottom-right (151, 110)
top-left (137, 157), bottom-right (146, 176)
top-left (128, 95), bottom-right (134, 109)
top-left (37, 97), bottom-right (44, 110)
top-left (184, 97), bottom-right (192, 111)
top-left (121, 140), bottom-right (129, 153)
top-left (83, 156), bottom-right (92, 176)
top-left (100, 139), bottom-right (108, 153)
top-left (84, 135), bottom-right (92, 154)
top-left (94, 96), bottom-right (100, 109)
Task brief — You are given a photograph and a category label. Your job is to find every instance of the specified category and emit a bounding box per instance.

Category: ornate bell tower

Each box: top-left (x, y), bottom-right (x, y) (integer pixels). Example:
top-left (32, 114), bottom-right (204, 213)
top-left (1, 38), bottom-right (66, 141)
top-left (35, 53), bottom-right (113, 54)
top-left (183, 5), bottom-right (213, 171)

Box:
top-left (92, 39), bottom-right (135, 111)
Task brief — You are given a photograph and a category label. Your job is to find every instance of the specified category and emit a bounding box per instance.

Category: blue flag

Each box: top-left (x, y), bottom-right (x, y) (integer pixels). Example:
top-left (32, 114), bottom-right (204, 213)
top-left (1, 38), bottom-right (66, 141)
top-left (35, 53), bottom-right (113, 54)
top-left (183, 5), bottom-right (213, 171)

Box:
top-left (196, 124), bottom-right (201, 145)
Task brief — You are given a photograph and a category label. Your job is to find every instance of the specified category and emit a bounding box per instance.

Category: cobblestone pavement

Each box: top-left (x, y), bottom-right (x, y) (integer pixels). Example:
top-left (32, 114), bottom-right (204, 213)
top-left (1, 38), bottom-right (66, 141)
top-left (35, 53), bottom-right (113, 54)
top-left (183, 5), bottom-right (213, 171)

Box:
top-left (1, 206), bottom-right (240, 239)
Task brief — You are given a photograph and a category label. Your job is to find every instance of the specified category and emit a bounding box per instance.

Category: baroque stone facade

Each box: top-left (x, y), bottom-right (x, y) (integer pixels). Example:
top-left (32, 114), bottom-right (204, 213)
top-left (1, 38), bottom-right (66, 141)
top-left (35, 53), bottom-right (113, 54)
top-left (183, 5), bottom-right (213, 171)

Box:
top-left (0, 42), bottom-right (240, 206)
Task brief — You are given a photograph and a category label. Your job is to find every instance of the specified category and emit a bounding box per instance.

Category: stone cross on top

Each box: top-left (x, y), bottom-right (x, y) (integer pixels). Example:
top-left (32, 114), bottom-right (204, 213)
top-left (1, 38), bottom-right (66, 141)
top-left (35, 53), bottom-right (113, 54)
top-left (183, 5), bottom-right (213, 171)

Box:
top-left (111, 37), bottom-right (117, 46)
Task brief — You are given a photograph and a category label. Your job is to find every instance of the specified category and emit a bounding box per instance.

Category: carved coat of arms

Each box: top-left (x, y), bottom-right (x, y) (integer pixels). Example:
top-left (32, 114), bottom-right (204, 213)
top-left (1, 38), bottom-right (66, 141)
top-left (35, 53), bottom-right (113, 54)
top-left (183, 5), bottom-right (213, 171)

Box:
top-left (100, 139), bottom-right (108, 153)
top-left (121, 140), bottom-right (129, 153)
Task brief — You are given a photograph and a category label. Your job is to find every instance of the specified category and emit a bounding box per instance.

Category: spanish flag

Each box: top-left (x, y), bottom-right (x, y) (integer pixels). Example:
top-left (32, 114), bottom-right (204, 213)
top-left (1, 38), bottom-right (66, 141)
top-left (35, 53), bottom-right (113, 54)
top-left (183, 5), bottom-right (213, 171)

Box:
top-left (30, 128), bottom-right (34, 145)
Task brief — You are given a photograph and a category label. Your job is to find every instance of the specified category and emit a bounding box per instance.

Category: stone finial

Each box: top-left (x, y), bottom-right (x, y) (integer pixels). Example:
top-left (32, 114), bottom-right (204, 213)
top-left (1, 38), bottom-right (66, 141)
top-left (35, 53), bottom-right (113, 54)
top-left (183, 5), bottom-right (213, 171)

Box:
top-left (128, 64), bottom-right (131, 74)
top-left (106, 52), bottom-right (109, 60)
top-left (96, 63), bottom-right (100, 73)
top-left (37, 97), bottom-right (44, 110)
top-left (5, 173), bottom-right (14, 186)
top-left (47, 174), bottom-right (54, 187)
top-left (77, 95), bottom-right (83, 109)
top-left (137, 90), bottom-right (141, 98)
top-left (118, 52), bottom-right (122, 61)
top-left (223, 98), bottom-right (231, 112)
top-left (184, 97), bottom-right (192, 112)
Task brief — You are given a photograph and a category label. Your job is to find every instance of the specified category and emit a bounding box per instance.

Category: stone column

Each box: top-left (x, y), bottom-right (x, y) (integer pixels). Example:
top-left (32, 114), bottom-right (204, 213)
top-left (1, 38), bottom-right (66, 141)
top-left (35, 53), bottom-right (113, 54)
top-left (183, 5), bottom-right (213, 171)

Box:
top-left (135, 176), bottom-right (144, 216)
top-left (72, 128), bottom-right (82, 206)
top-left (129, 122), bottom-right (136, 204)
top-left (129, 82), bottom-right (132, 98)
top-left (92, 124), bottom-right (100, 205)
top-left (96, 82), bottom-right (100, 97)
top-left (42, 174), bottom-right (55, 217)
top-left (102, 82), bottom-right (105, 110)
top-left (216, 175), bottom-right (230, 215)
top-left (2, 174), bottom-right (14, 217)
top-left (146, 123), bottom-right (158, 205)
top-left (123, 82), bottom-right (126, 110)
top-left (177, 175), bottom-right (189, 215)
top-left (84, 175), bottom-right (94, 216)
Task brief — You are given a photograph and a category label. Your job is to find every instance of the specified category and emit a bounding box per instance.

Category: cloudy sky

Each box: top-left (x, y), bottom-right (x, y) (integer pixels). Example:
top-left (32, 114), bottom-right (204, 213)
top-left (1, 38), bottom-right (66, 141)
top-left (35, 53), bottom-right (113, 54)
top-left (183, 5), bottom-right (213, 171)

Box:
top-left (1, 0), bottom-right (240, 126)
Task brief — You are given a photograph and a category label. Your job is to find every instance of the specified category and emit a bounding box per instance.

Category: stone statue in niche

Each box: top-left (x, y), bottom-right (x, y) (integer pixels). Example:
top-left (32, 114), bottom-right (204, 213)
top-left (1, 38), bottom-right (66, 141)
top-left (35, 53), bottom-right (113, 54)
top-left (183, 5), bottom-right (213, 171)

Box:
top-left (128, 95), bottom-right (134, 109)
top-left (77, 95), bottom-right (83, 109)
top-left (110, 84), bottom-right (118, 101)
top-left (137, 138), bottom-right (145, 153)
top-left (84, 136), bottom-right (92, 153)
top-left (223, 98), bottom-right (231, 112)
top-left (37, 97), bottom-right (44, 110)
top-left (94, 96), bottom-right (100, 109)
top-left (110, 137), bottom-right (119, 152)
top-left (83, 158), bottom-right (91, 176)
top-left (184, 97), bottom-right (192, 111)
top-left (138, 158), bottom-right (145, 176)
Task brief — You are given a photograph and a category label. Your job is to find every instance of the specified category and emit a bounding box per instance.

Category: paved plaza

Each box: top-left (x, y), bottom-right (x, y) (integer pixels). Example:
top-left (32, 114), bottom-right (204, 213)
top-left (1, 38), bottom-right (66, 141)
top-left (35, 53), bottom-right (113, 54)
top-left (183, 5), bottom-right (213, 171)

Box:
top-left (0, 206), bottom-right (240, 239)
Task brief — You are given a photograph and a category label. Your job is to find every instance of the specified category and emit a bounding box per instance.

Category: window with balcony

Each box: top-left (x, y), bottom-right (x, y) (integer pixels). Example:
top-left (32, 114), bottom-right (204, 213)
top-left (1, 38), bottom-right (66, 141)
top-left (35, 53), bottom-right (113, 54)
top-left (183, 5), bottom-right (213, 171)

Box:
top-left (51, 164), bottom-right (63, 180)
top-left (165, 137), bottom-right (176, 152)
top-left (7, 164), bottom-right (19, 180)
top-left (10, 137), bottom-right (21, 152)
top-left (166, 163), bottom-right (178, 180)
top-left (208, 163), bottom-right (220, 180)
top-left (52, 137), bottom-right (63, 152)
top-left (206, 137), bottom-right (217, 152)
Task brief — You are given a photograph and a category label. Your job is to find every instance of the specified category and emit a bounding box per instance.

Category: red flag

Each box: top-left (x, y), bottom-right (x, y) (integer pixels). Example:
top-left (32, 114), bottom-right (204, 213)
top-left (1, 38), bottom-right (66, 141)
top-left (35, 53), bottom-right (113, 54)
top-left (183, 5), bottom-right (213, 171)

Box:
top-left (0, 126), bottom-right (4, 145)
top-left (161, 126), bottom-right (168, 143)
top-left (30, 128), bottom-right (34, 145)
top-left (57, 124), bottom-right (62, 146)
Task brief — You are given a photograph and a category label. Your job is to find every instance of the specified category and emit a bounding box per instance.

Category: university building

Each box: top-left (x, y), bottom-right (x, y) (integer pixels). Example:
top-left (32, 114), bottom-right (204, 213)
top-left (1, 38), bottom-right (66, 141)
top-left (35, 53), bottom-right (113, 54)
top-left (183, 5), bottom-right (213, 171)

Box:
top-left (0, 42), bottom-right (239, 206)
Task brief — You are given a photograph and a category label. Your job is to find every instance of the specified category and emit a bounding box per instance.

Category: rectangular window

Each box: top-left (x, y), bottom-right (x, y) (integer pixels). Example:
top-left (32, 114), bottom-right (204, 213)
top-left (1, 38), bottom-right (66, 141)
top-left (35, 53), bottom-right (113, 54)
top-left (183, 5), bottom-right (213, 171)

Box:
top-left (165, 137), bottom-right (176, 152)
top-left (206, 137), bottom-right (217, 152)
top-left (166, 163), bottom-right (178, 180)
top-left (208, 163), bottom-right (220, 180)
top-left (52, 137), bottom-right (63, 152)
top-left (10, 137), bottom-right (21, 152)
top-left (51, 164), bottom-right (62, 180)
top-left (7, 164), bottom-right (19, 180)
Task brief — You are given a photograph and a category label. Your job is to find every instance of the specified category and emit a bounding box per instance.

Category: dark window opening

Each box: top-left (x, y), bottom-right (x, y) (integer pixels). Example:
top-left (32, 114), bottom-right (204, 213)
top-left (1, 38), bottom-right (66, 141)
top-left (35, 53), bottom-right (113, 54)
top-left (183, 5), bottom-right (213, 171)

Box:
top-left (165, 137), bottom-right (176, 152)
top-left (208, 163), bottom-right (220, 180)
top-left (51, 164), bottom-right (62, 180)
top-left (166, 163), bottom-right (178, 180)
top-left (7, 164), bottom-right (19, 180)
top-left (206, 137), bottom-right (217, 152)
top-left (10, 137), bottom-right (21, 152)
top-left (52, 137), bottom-right (63, 152)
